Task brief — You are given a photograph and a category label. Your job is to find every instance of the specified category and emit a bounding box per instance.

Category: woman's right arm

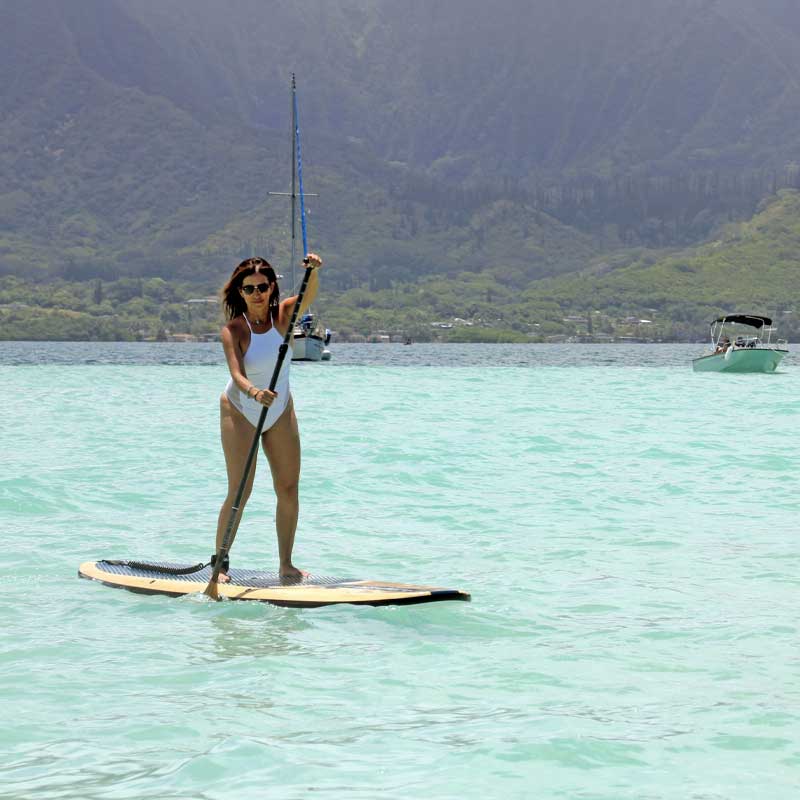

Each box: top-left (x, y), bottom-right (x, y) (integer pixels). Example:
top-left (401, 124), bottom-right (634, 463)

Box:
top-left (221, 324), bottom-right (257, 398)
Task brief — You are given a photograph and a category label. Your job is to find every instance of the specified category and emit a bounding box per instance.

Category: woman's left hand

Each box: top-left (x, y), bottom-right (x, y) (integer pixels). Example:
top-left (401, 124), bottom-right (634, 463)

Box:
top-left (254, 388), bottom-right (277, 407)
top-left (304, 252), bottom-right (323, 269)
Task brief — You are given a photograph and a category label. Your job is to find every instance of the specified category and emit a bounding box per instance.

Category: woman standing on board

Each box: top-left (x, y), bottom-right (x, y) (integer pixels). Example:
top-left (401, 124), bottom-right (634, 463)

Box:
top-left (215, 254), bottom-right (322, 583)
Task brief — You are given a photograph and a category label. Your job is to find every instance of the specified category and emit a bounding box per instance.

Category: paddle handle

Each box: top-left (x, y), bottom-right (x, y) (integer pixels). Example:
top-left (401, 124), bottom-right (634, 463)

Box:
top-left (209, 262), bottom-right (315, 585)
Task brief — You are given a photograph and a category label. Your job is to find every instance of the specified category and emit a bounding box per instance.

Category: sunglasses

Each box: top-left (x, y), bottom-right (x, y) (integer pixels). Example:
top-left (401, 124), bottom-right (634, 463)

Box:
top-left (241, 282), bottom-right (271, 296)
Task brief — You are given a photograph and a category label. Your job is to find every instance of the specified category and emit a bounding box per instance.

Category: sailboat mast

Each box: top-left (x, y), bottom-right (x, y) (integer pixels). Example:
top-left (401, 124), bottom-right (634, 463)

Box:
top-left (290, 74), bottom-right (297, 292)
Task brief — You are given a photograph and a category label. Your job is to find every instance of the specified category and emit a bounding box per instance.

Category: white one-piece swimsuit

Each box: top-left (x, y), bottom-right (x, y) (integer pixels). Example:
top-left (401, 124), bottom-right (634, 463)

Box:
top-left (225, 316), bottom-right (291, 431)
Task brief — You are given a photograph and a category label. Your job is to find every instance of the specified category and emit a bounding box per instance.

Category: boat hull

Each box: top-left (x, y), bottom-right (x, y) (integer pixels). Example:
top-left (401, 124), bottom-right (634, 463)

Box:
top-left (692, 348), bottom-right (788, 373)
top-left (292, 334), bottom-right (326, 361)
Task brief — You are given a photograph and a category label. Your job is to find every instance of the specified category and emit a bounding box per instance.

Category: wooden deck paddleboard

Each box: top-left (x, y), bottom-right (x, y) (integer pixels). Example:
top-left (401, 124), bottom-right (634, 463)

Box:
top-left (78, 560), bottom-right (471, 608)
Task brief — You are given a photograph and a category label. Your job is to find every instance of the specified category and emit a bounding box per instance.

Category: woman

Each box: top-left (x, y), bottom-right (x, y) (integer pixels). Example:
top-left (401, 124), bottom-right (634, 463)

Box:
top-left (214, 254), bottom-right (322, 583)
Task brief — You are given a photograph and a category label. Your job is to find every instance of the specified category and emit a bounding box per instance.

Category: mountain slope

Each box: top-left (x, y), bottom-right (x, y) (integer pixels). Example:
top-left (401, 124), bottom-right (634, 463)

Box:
top-left (520, 189), bottom-right (800, 332)
top-left (121, 0), bottom-right (800, 177)
top-left (2, 0), bottom-right (800, 338)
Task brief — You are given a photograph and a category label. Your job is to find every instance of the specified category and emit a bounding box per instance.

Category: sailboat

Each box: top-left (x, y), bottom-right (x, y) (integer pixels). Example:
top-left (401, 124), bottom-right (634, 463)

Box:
top-left (271, 75), bottom-right (332, 362)
top-left (294, 310), bottom-right (332, 361)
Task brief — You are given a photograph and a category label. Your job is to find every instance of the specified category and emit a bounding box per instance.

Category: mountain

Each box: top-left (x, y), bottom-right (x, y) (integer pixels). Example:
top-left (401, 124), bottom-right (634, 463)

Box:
top-left (1, 0), bottom-right (617, 286)
top-left (306, 189), bottom-right (799, 342)
top-left (107, 0), bottom-right (800, 177)
top-left (1, 0), bottom-right (800, 338)
top-left (4, 190), bottom-right (794, 343)
top-left (514, 189), bottom-right (800, 339)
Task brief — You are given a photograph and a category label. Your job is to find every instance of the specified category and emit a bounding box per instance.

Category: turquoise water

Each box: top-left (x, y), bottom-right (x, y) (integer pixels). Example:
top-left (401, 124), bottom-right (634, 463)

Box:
top-left (2, 343), bottom-right (799, 799)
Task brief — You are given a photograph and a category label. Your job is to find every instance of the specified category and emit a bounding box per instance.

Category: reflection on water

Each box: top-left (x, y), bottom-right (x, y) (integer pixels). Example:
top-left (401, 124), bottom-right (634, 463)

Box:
top-left (196, 604), bottom-right (314, 660)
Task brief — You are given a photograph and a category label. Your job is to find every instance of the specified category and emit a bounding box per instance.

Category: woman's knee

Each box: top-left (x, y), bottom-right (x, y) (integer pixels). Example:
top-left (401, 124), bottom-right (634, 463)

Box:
top-left (273, 477), bottom-right (299, 501)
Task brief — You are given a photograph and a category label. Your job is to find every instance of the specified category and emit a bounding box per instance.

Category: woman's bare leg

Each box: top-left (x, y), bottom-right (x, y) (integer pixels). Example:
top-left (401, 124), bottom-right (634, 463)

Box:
top-left (262, 397), bottom-right (304, 581)
top-left (216, 393), bottom-right (259, 582)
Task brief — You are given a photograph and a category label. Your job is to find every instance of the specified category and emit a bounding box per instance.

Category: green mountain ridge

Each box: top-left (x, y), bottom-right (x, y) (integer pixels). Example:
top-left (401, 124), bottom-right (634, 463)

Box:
top-left (3, 191), bottom-right (798, 342)
top-left (515, 189), bottom-right (800, 340)
top-left (311, 190), bottom-right (800, 342)
top-left (1, 0), bottom-right (800, 339)
top-left (121, 0), bottom-right (800, 177)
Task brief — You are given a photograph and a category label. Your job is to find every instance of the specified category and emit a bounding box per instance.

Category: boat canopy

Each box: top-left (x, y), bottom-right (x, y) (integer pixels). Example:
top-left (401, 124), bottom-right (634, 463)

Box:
top-left (711, 314), bottom-right (772, 328)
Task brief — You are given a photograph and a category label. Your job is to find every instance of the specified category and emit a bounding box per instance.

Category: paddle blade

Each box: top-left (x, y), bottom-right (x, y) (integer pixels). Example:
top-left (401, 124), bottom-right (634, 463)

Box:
top-left (203, 575), bottom-right (221, 601)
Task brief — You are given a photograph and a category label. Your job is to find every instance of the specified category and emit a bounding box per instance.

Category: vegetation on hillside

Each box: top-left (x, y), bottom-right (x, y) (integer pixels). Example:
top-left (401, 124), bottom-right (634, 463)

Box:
top-left (3, 192), bottom-right (798, 343)
top-left (519, 190), bottom-right (800, 339)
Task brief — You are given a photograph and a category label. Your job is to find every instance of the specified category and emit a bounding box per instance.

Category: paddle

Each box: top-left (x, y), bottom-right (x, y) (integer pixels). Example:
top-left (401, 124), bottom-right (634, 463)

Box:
top-left (203, 259), bottom-right (314, 600)
top-left (205, 73), bottom-right (314, 600)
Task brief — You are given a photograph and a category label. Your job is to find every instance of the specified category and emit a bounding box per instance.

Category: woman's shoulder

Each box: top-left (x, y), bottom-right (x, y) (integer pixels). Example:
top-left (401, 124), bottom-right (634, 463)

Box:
top-left (222, 315), bottom-right (248, 341)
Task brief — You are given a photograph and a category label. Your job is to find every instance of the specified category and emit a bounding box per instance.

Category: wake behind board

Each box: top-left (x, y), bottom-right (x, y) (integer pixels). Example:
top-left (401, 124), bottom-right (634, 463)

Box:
top-left (78, 560), bottom-right (470, 608)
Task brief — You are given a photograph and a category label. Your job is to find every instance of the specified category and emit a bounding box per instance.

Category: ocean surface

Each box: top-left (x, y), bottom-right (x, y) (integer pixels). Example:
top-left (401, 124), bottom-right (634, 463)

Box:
top-left (2, 342), bottom-right (799, 800)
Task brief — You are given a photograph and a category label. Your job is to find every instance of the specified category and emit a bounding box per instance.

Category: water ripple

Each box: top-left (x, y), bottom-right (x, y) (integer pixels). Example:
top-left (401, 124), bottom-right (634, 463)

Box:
top-left (0, 344), bottom-right (798, 799)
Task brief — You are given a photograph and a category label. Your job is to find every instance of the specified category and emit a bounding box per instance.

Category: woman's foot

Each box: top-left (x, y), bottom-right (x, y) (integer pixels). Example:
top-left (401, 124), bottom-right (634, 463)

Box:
top-left (211, 554), bottom-right (231, 583)
top-left (280, 564), bottom-right (309, 584)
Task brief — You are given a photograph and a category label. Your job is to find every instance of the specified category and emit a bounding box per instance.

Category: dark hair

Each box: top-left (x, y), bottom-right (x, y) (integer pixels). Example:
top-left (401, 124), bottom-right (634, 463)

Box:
top-left (221, 257), bottom-right (280, 321)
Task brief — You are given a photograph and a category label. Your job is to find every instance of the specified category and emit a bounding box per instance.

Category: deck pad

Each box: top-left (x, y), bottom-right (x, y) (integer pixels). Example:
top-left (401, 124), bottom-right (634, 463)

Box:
top-left (78, 560), bottom-right (470, 607)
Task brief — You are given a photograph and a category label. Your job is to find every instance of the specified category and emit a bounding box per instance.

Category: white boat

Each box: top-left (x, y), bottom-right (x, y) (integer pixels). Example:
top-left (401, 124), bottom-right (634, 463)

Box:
top-left (292, 312), bottom-right (331, 362)
top-left (692, 314), bottom-right (788, 373)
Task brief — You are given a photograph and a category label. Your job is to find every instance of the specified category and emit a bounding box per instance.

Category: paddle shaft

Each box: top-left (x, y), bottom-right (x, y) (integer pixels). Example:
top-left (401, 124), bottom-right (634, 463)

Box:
top-left (208, 263), bottom-right (314, 586)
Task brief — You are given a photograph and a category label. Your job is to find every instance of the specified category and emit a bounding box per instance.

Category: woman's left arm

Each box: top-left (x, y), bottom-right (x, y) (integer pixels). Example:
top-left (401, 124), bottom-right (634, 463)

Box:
top-left (279, 252), bottom-right (322, 328)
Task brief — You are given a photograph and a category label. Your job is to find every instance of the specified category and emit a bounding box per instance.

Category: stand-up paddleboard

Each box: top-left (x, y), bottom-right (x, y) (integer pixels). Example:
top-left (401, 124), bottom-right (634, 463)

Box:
top-left (78, 560), bottom-right (471, 608)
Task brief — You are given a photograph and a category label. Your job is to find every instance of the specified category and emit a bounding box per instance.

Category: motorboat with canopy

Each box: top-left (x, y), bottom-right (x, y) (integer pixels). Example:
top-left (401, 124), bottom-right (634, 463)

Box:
top-left (692, 314), bottom-right (788, 373)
